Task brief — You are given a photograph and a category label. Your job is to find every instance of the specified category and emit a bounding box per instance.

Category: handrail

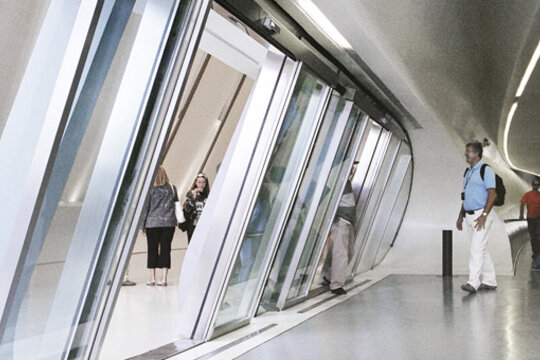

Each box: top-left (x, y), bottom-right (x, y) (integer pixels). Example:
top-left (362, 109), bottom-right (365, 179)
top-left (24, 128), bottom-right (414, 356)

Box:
top-left (504, 218), bottom-right (527, 223)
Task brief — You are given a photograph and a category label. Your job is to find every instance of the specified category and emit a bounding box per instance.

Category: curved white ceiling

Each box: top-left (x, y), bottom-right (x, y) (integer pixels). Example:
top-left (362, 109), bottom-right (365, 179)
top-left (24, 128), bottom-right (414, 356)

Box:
top-left (290, 0), bottom-right (540, 175)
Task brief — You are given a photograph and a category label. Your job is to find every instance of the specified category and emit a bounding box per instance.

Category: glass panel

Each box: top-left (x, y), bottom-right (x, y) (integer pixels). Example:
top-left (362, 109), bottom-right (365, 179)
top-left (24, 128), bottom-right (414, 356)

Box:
top-left (352, 135), bottom-right (401, 275)
top-left (352, 121), bottom-right (384, 216)
top-left (344, 128), bottom-right (391, 276)
top-left (283, 108), bottom-right (364, 303)
top-left (0, 0), bottom-right (52, 137)
top-left (0, 1), bottom-right (183, 358)
top-left (355, 141), bottom-right (411, 272)
top-left (214, 69), bottom-right (328, 328)
top-left (307, 115), bottom-right (378, 292)
top-left (373, 158), bottom-right (412, 266)
top-left (258, 95), bottom-right (348, 309)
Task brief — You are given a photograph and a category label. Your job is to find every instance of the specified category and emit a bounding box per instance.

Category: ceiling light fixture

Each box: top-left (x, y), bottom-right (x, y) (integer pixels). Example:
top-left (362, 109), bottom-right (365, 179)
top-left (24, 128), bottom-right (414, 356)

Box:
top-left (296, 0), bottom-right (352, 50)
top-left (503, 39), bottom-right (540, 177)
top-left (515, 39), bottom-right (540, 97)
top-left (503, 101), bottom-right (518, 167)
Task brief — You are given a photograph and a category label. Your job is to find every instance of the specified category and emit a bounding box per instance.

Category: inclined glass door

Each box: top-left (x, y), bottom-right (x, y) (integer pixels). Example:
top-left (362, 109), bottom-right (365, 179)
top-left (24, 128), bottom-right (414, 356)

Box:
top-left (0, 0), bottom-right (210, 358)
top-left (350, 134), bottom-right (401, 275)
top-left (282, 109), bottom-right (367, 304)
top-left (258, 94), bottom-right (351, 310)
top-left (355, 140), bottom-right (410, 273)
top-left (373, 151), bottom-right (413, 267)
top-left (173, 14), bottom-right (300, 341)
top-left (213, 68), bottom-right (330, 333)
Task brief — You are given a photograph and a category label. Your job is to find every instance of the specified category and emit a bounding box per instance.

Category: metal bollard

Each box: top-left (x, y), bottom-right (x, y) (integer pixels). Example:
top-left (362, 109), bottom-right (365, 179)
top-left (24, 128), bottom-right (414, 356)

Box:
top-left (442, 230), bottom-right (453, 276)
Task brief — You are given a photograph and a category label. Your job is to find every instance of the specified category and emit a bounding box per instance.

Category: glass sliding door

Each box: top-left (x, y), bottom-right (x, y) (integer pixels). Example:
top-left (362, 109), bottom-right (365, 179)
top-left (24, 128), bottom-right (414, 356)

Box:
top-left (355, 140), bottom-right (411, 273)
top-left (258, 94), bottom-right (353, 310)
top-left (373, 155), bottom-right (413, 266)
top-left (341, 124), bottom-right (389, 277)
top-left (0, 0), bottom-right (210, 358)
top-left (213, 68), bottom-right (330, 334)
top-left (175, 50), bottom-right (299, 340)
top-left (349, 134), bottom-right (401, 276)
top-left (285, 110), bottom-right (367, 302)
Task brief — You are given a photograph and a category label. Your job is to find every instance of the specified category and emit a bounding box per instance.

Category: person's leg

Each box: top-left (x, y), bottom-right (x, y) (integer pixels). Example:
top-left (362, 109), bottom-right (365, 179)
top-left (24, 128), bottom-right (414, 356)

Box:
top-left (146, 228), bottom-right (159, 285)
top-left (528, 218), bottom-right (540, 260)
top-left (465, 212), bottom-right (493, 289)
top-left (158, 227), bottom-right (174, 285)
top-left (321, 223), bottom-right (336, 284)
top-left (330, 219), bottom-right (352, 290)
top-left (479, 214), bottom-right (497, 286)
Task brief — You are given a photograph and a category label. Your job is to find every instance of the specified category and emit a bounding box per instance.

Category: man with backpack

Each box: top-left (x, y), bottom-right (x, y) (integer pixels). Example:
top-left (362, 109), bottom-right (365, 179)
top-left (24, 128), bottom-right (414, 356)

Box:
top-left (456, 141), bottom-right (498, 293)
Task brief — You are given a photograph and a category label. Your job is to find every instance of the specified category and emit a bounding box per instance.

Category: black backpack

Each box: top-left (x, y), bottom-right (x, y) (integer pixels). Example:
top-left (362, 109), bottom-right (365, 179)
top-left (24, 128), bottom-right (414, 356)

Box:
top-left (463, 164), bottom-right (506, 206)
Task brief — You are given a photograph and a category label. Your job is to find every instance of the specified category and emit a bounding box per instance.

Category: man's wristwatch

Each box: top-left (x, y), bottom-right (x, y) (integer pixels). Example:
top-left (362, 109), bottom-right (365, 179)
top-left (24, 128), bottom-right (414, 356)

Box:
top-left (482, 212), bottom-right (488, 216)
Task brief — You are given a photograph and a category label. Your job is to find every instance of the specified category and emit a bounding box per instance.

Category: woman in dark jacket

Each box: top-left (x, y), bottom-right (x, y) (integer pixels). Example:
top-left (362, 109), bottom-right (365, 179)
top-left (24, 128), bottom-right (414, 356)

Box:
top-left (183, 173), bottom-right (210, 242)
top-left (141, 166), bottom-right (177, 286)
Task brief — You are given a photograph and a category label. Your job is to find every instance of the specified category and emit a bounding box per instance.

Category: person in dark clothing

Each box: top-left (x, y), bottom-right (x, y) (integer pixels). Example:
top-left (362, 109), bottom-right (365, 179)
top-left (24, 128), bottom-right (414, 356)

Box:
top-left (141, 166), bottom-right (177, 286)
top-left (519, 179), bottom-right (540, 269)
top-left (183, 173), bottom-right (210, 242)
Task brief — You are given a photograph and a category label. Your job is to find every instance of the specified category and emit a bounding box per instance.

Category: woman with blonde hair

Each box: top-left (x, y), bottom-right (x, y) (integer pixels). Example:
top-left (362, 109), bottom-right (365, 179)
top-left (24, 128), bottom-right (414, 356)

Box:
top-left (182, 172), bottom-right (210, 242)
top-left (141, 166), bottom-right (178, 286)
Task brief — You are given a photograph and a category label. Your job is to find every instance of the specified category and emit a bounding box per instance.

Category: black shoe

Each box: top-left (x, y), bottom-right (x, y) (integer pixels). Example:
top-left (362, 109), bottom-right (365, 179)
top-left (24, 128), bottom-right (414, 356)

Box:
top-left (532, 265), bottom-right (540, 271)
top-left (478, 283), bottom-right (497, 290)
top-left (461, 283), bottom-right (477, 293)
top-left (322, 276), bottom-right (331, 285)
top-left (331, 287), bottom-right (347, 295)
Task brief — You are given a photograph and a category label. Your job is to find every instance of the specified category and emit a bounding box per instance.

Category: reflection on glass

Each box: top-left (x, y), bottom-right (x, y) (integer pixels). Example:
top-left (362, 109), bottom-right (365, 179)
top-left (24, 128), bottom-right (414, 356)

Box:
top-left (290, 109), bottom-right (362, 299)
top-left (351, 121), bottom-right (383, 204)
top-left (258, 96), bottom-right (347, 308)
top-left (351, 135), bottom-right (401, 275)
top-left (373, 158), bottom-right (412, 266)
top-left (354, 140), bottom-right (410, 273)
top-left (0, 3), bottom-right (172, 358)
top-left (215, 69), bottom-right (327, 328)
top-left (340, 129), bottom-right (389, 275)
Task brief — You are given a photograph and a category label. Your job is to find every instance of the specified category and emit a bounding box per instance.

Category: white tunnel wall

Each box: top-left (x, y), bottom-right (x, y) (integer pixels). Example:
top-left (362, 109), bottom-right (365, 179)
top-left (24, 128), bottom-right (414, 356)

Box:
top-left (379, 120), bottom-right (514, 276)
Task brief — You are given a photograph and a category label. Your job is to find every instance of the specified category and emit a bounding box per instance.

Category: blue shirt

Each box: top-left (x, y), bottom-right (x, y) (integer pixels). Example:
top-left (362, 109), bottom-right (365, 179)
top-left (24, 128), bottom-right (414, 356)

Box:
top-left (463, 160), bottom-right (496, 211)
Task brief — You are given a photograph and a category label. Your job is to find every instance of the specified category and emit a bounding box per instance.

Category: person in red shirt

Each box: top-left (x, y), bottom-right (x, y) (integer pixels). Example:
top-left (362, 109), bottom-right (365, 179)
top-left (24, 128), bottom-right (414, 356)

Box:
top-left (519, 179), bottom-right (540, 269)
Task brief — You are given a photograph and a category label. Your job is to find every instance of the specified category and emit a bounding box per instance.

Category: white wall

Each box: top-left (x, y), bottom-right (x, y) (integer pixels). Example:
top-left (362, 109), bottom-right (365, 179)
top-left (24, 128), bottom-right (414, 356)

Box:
top-left (380, 120), bottom-right (516, 276)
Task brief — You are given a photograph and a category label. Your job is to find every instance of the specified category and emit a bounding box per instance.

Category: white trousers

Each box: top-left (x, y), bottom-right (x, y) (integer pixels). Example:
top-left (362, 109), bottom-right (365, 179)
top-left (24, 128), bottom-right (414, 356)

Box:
top-left (464, 209), bottom-right (497, 289)
top-left (322, 218), bottom-right (354, 290)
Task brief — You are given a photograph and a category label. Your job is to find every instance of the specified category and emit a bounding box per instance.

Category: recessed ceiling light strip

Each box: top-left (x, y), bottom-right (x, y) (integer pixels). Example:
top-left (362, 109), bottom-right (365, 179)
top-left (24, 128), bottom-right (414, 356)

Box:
top-left (503, 39), bottom-right (540, 176)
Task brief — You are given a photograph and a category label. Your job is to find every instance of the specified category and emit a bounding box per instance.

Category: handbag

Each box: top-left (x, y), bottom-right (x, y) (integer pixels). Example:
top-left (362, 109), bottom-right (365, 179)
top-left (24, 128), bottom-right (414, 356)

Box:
top-left (170, 184), bottom-right (185, 223)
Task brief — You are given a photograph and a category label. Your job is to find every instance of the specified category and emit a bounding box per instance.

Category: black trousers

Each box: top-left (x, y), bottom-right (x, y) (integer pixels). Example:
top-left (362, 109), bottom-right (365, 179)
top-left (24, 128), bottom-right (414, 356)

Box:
top-left (528, 218), bottom-right (540, 259)
top-left (186, 222), bottom-right (195, 243)
top-left (146, 227), bottom-right (175, 268)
